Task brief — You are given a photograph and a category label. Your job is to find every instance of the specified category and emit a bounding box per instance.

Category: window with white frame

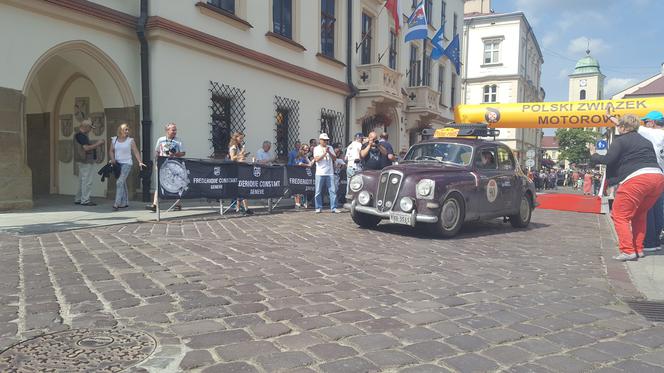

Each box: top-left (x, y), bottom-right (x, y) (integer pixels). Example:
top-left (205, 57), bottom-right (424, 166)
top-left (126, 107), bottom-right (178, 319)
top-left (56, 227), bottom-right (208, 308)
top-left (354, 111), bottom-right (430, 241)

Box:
top-left (321, 0), bottom-right (336, 57)
top-left (425, 0), bottom-right (433, 26)
top-left (483, 39), bottom-right (500, 64)
top-left (208, 0), bottom-right (234, 13)
top-left (389, 29), bottom-right (397, 70)
top-left (440, 1), bottom-right (446, 35)
top-left (361, 12), bottom-right (373, 64)
top-left (483, 84), bottom-right (497, 103)
top-left (438, 65), bottom-right (445, 105)
top-left (273, 0), bottom-right (293, 39)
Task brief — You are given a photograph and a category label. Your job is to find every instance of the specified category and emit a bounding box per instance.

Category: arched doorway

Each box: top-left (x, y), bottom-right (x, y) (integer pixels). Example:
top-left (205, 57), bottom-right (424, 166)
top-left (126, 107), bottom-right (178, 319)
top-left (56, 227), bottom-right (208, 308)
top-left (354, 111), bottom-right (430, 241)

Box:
top-left (22, 41), bottom-right (137, 201)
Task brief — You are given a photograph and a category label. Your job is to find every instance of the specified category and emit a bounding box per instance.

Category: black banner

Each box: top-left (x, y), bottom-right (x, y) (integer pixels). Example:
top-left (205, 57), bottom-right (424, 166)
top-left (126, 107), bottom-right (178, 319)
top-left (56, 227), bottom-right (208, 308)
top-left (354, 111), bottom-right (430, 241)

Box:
top-left (157, 157), bottom-right (237, 199)
top-left (237, 164), bottom-right (286, 198)
top-left (286, 166), bottom-right (315, 195)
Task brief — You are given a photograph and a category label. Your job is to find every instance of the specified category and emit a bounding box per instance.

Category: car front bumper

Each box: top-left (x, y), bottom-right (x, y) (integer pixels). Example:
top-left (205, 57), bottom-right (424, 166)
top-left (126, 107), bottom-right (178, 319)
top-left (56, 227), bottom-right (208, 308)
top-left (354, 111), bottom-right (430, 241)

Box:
top-left (344, 200), bottom-right (439, 227)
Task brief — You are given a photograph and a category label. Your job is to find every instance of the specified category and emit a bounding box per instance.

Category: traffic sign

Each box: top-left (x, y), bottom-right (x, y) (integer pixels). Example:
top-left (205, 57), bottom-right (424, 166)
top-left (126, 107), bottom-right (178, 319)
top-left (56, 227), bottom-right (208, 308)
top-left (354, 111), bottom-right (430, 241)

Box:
top-left (526, 149), bottom-right (536, 159)
top-left (525, 159), bottom-right (535, 168)
top-left (596, 140), bottom-right (608, 155)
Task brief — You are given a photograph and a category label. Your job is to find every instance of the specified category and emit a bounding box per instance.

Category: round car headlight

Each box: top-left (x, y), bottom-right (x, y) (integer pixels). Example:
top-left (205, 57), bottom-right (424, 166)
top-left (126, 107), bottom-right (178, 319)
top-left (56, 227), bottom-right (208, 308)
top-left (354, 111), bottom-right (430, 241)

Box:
top-left (399, 197), bottom-right (414, 212)
top-left (416, 179), bottom-right (434, 198)
top-left (358, 191), bottom-right (371, 206)
top-left (349, 175), bottom-right (363, 192)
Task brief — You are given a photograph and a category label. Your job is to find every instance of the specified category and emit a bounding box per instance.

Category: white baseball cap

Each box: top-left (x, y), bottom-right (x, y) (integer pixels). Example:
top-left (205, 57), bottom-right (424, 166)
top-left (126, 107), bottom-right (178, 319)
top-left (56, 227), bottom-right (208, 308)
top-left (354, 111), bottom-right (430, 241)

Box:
top-left (319, 133), bottom-right (330, 140)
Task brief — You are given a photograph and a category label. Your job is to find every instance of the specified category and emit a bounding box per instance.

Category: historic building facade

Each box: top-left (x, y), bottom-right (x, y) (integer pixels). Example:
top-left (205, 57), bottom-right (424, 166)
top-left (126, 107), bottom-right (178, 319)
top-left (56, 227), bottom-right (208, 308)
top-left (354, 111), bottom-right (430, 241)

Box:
top-left (461, 0), bottom-right (544, 165)
top-left (1, 0), bottom-right (463, 210)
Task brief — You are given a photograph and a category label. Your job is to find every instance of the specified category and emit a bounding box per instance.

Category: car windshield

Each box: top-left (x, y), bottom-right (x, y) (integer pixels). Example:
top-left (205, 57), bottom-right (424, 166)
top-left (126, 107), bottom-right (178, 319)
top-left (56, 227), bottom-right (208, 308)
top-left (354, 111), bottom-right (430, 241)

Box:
top-left (403, 142), bottom-right (473, 166)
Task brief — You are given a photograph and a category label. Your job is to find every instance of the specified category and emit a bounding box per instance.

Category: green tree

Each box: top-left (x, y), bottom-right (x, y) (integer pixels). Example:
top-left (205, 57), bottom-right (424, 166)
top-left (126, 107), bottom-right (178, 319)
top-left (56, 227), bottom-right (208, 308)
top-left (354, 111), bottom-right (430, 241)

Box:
top-left (555, 128), bottom-right (599, 164)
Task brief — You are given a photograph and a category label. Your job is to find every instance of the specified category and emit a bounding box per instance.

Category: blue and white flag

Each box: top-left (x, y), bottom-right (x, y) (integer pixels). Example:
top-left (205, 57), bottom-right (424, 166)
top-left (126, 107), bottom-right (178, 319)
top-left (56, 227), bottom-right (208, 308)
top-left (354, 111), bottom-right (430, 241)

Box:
top-left (405, 1), bottom-right (428, 42)
top-left (445, 34), bottom-right (461, 74)
top-left (430, 25), bottom-right (445, 60)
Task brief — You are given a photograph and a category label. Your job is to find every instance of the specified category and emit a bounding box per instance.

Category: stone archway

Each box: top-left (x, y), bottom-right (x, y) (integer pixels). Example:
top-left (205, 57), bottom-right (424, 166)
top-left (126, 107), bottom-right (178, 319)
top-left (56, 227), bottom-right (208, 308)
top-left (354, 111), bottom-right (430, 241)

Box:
top-left (5, 40), bottom-right (138, 210)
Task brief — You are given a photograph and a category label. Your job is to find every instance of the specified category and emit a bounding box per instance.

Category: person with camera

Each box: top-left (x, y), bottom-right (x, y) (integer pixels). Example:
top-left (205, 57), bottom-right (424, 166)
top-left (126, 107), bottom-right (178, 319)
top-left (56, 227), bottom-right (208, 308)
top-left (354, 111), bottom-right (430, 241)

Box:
top-left (360, 131), bottom-right (389, 170)
top-left (313, 133), bottom-right (339, 213)
top-left (74, 119), bottom-right (105, 206)
top-left (228, 132), bottom-right (253, 215)
top-left (147, 122), bottom-right (186, 212)
top-left (288, 143), bottom-right (312, 208)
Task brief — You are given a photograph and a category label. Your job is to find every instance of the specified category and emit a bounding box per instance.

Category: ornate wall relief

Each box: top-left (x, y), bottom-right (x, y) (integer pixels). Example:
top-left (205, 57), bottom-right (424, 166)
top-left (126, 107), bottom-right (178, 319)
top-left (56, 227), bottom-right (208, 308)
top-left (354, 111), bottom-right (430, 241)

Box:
top-left (60, 114), bottom-right (73, 137)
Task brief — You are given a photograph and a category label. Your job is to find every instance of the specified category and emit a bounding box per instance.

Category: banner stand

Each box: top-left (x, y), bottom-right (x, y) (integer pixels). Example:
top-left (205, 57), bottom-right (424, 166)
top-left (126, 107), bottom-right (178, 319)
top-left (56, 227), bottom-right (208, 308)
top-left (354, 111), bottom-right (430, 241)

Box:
top-left (156, 193), bottom-right (161, 222)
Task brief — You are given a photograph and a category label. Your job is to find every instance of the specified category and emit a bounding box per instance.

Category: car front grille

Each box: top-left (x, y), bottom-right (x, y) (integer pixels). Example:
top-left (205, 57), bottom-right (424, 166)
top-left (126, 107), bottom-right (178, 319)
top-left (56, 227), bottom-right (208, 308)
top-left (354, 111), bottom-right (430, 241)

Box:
top-left (375, 171), bottom-right (403, 212)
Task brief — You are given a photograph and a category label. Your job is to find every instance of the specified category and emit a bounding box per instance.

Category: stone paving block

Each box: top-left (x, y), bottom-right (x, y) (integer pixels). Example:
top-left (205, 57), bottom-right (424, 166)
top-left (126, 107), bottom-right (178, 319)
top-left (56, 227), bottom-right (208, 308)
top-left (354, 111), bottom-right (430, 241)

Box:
top-left (265, 308), bottom-right (303, 321)
top-left (509, 323), bottom-right (549, 337)
top-left (186, 329), bottom-right (252, 349)
top-left (622, 326), bottom-right (664, 349)
top-left (228, 302), bottom-right (267, 315)
top-left (444, 334), bottom-right (490, 352)
top-left (250, 323), bottom-right (292, 339)
top-left (308, 342), bottom-right (358, 360)
top-left (179, 350), bottom-right (215, 370)
top-left (392, 327), bottom-right (442, 342)
top-left (364, 349), bottom-right (418, 367)
top-left (291, 316), bottom-right (335, 331)
top-left (474, 327), bottom-right (524, 344)
top-left (429, 321), bottom-right (470, 336)
top-left (398, 311), bottom-right (446, 326)
top-left (317, 324), bottom-right (363, 340)
top-left (569, 347), bottom-right (616, 364)
top-left (444, 353), bottom-right (499, 372)
top-left (169, 320), bottom-right (225, 338)
top-left (356, 317), bottom-right (408, 333)
top-left (592, 340), bottom-right (644, 358)
top-left (173, 306), bottom-right (230, 322)
top-left (573, 325), bottom-right (618, 340)
top-left (318, 357), bottom-right (379, 373)
top-left (515, 338), bottom-right (564, 355)
top-left (276, 332), bottom-right (326, 349)
top-left (544, 330), bottom-right (596, 348)
top-left (201, 362), bottom-right (259, 373)
top-left (508, 363), bottom-right (556, 373)
top-left (399, 364), bottom-right (452, 373)
top-left (482, 345), bottom-right (533, 365)
top-left (216, 341), bottom-right (280, 361)
top-left (534, 355), bottom-right (594, 373)
top-left (403, 340), bottom-right (457, 361)
top-left (347, 334), bottom-right (400, 352)
top-left (297, 303), bottom-right (344, 316)
top-left (256, 351), bottom-right (314, 372)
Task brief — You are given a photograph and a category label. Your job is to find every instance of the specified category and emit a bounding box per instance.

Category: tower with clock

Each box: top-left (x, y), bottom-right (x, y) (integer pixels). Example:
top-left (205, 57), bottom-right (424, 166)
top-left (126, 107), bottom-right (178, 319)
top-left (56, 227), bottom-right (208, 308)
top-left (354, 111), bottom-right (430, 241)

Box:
top-left (568, 49), bottom-right (605, 101)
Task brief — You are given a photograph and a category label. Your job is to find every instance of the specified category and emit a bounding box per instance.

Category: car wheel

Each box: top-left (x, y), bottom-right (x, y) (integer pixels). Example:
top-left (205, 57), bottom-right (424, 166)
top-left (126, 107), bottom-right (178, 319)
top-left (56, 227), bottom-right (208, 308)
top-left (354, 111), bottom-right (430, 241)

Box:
top-left (351, 210), bottom-right (381, 228)
top-left (429, 194), bottom-right (465, 238)
top-left (510, 194), bottom-right (532, 228)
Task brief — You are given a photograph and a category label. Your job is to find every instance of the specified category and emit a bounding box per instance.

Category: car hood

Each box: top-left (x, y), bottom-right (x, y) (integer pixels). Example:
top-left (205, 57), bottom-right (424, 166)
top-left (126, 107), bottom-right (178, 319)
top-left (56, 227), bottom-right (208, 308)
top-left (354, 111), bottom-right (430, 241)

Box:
top-left (382, 162), bottom-right (467, 175)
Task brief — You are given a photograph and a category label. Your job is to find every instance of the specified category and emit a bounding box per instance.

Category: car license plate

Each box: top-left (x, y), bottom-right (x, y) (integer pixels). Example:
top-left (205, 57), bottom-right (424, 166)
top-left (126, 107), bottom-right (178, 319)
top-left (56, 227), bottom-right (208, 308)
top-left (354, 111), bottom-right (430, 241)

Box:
top-left (389, 212), bottom-right (412, 226)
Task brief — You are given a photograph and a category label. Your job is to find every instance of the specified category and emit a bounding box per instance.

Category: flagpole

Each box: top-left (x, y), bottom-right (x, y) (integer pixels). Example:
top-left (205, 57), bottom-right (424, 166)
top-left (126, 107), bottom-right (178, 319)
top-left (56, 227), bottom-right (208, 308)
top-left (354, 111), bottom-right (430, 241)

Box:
top-left (355, 1), bottom-right (388, 53)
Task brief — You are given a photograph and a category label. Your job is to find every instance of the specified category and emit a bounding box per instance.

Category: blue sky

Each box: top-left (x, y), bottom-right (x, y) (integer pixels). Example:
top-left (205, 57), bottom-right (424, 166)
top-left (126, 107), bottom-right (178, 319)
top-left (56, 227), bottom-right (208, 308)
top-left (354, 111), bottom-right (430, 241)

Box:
top-left (493, 0), bottom-right (664, 102)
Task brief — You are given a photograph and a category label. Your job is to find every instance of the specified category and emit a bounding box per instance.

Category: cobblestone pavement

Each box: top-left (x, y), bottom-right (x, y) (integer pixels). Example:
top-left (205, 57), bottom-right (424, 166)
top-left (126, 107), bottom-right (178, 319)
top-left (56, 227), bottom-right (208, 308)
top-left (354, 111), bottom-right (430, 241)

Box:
top-left (1, 209), bottom-right (664, 372)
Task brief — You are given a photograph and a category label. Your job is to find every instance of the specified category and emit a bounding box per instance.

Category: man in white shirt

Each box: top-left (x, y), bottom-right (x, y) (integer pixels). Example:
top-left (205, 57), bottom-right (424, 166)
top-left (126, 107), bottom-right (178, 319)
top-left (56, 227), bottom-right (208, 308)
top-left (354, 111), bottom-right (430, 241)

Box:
top-left (148, 122), bottom-right (186, 212)
top-left (344, 132), bottom-right (364, 195)
top-left (637, 111), bottom-right (664, 252)
top-left (313, 133), bottom-right (339, 213)
top-left (255, 140), bottom-right (277, 164)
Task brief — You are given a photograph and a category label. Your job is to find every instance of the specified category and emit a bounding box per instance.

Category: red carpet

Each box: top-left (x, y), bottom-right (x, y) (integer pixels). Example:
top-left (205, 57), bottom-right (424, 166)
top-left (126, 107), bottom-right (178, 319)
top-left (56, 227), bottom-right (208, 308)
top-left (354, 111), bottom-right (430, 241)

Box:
top-left (536, 193), bottom-right (602, 214)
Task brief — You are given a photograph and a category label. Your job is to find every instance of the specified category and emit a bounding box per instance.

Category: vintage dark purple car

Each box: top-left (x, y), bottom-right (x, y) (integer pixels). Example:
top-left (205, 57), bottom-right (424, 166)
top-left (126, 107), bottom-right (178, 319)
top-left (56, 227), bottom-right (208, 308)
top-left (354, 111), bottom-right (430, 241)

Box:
top-left (344, 127), bottom-right (537, 237)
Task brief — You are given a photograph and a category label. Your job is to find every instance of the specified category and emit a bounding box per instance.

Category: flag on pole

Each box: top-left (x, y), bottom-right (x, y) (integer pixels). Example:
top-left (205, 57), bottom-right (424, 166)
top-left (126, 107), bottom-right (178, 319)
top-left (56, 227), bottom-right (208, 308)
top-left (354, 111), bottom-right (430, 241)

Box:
top-left (385, 0), bottom-right (403, 34)
top-left (404, 1), bottom-right (428, 42)
top-left (445, 34), bottom-right (461, 74)
top-left (430, 24), bottom-right (445, 60)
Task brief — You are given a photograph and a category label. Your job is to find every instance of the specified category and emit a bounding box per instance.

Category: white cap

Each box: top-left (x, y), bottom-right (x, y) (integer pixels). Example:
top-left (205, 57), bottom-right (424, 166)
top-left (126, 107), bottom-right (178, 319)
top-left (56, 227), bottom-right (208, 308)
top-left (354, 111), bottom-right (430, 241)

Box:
top-left (319, 133), bottom-right (330, 140)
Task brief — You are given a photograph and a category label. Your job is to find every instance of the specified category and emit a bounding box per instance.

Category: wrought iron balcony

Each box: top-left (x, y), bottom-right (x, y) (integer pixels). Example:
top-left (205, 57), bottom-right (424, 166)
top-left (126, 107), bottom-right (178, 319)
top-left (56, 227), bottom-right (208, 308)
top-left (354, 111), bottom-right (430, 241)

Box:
top-left (356, 64), bottom-right (402, 103)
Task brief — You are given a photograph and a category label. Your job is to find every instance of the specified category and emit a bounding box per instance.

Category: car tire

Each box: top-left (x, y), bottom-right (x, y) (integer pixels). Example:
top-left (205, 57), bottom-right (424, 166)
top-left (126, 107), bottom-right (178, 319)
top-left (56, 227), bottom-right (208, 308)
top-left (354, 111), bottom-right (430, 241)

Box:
top-left (510, 194), bottom-right (532, 228)
top-left (351, 210), bottom-right (381, 229)
top-left (429, 194), bottom-right (465, 238)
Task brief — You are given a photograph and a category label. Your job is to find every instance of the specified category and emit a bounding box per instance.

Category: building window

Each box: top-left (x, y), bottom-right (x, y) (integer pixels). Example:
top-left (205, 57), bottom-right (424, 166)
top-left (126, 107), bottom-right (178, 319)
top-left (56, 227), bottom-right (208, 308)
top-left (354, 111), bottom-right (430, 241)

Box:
top-left (423, 51), bottom-right (432, 86)
top-left (320, 108), bottom-right (345, 146)
top-left (580, 89), bottom-right (586, 100)
top-left (440, 1), bottom-right (446, 36)
top-left (409, 45), bottom-right (419, 87)
top-left (389, 29), bottom-right (398, 70)
top-left (450, 73), bottom-right (456, 108)
top-left (453, 13), bottom-right (458, 35)
top-left (483, 84), bottom-right (497, 103)
top-left (425, 0), bottom-right (433, 26)
top-left (208, 0), bottom-right (234, 13)
top-left (361, 12), bottom-right (373, 64)
top-left (273, 0), bottom-right (293, 39)
top-left (483, 40), bottom-right (500, 64)
top-left (438, 65), bottom-right (445, 105)
top-left (274, 96), bottom-right (300, 161)
top-left (210, 81), bottom-right (246, 159)
top-left (321, 0), bottom-right (336, 57)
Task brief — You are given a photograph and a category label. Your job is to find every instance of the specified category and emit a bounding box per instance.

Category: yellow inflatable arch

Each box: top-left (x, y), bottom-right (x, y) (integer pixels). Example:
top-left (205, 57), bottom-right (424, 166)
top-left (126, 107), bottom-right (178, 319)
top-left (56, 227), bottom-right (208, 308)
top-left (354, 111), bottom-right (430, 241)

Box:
top-left (454, 97), bottom-right (664, 128)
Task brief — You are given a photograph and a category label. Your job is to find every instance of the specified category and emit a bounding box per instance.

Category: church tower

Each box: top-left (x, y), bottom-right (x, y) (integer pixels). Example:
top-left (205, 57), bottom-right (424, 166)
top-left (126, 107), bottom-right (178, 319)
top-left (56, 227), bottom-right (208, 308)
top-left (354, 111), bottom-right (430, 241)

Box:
top-left (568, 49), bottom-right (605, 101)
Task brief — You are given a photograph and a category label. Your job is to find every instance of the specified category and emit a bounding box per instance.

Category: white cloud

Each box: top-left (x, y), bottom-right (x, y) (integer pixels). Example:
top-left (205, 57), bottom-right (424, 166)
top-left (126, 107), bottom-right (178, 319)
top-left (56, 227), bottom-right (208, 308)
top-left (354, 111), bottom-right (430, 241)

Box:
top-left (558, 69), bottom-right (570, 78)
top-left (567, 37), bottom-right (609, 56)
top-left (604, 78), bottom-right (637, 97)
top-left (542, 33), bottom-right (557, 48)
